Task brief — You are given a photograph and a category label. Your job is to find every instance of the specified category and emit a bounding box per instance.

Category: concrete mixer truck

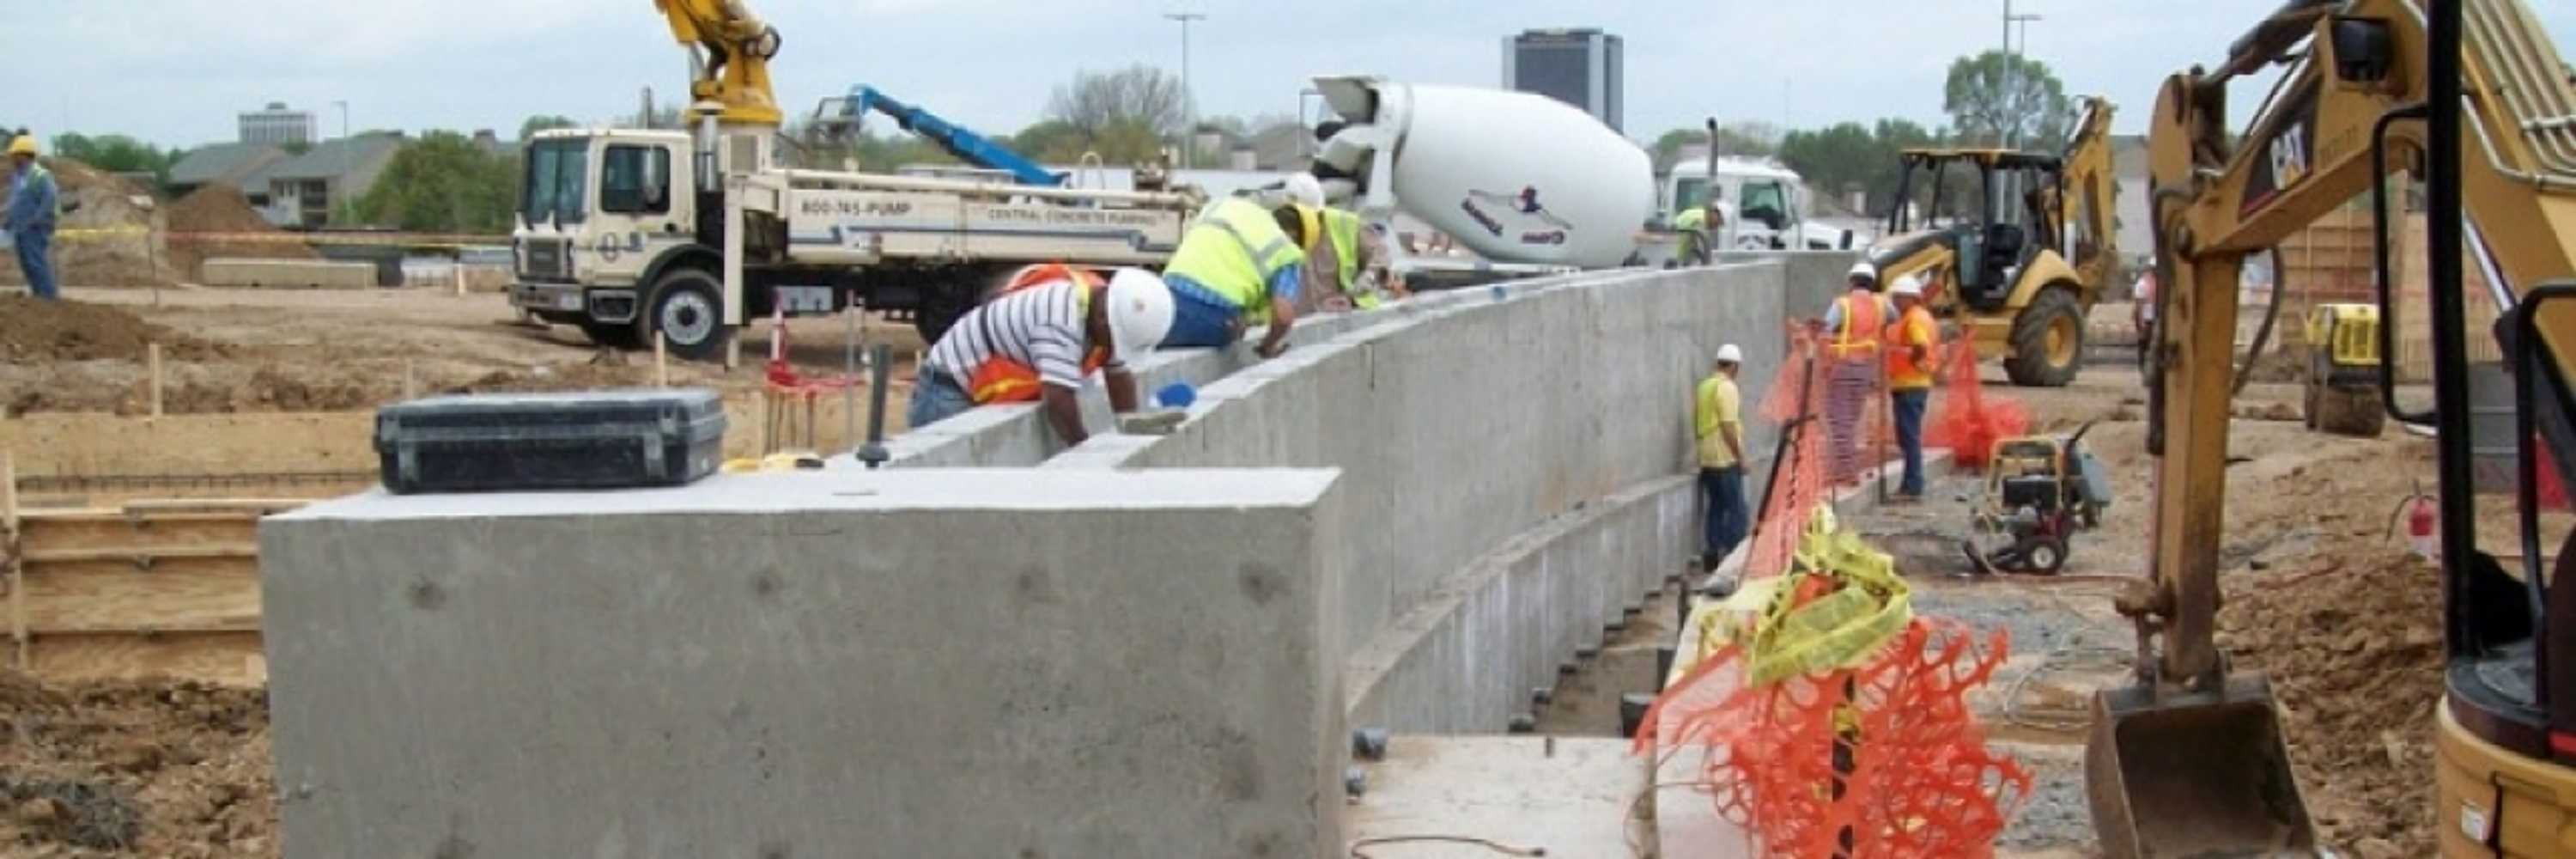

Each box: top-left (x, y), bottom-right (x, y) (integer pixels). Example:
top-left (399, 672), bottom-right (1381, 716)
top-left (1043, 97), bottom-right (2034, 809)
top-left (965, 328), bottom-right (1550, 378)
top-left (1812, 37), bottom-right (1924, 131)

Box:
top-left (1306, 76), bottom-right (1657, 283)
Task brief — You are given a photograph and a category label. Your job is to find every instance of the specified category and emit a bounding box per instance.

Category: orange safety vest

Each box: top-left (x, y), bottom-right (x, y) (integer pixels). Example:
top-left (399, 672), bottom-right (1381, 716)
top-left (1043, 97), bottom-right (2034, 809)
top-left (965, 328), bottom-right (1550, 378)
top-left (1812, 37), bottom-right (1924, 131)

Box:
top-left (965, 263), bottom-right (1113, 404)
top-left (1883, 305), bottom-right (1938, 387)
top-left (1829, 290), bottom-right (1886, 361)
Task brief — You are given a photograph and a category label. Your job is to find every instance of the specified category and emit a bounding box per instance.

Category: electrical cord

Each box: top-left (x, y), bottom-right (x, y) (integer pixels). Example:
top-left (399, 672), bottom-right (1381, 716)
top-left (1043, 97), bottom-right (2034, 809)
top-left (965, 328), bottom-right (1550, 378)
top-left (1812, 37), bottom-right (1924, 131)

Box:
top-left (1348, 835), bottom-right (1546, 857)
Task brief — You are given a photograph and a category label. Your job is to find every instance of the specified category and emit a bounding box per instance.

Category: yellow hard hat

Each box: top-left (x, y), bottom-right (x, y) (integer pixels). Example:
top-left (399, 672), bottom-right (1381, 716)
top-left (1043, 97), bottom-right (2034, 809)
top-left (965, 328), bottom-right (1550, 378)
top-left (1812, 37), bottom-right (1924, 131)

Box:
top-left (5, 136), bottom-right (33, 157)
top-left (1294, 204), bottom-right (1322, 251)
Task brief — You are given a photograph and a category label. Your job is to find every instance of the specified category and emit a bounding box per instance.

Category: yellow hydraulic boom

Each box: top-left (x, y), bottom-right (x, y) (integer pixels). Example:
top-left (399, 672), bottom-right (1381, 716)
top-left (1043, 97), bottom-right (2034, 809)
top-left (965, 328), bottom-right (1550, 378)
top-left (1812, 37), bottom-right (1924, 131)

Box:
top-left (2093, 0), bottom-right (2576, 856)
top-left (653, 0), bottom-right (783, 129)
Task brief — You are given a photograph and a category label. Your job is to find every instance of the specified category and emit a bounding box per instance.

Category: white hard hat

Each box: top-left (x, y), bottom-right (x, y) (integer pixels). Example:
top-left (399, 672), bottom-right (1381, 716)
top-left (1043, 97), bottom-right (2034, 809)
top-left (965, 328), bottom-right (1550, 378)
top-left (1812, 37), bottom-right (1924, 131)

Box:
top-left (1716, 344), bottom-right (1744, 364)
top-left (1847, 261), bottom-right (1879, 283)
top-left (1105, 269), bottom-right (1176, 363)
top-left (1282, 173), bottom-right (1325, 209)
top-left (1891, 274), bottom-right (1924, 297)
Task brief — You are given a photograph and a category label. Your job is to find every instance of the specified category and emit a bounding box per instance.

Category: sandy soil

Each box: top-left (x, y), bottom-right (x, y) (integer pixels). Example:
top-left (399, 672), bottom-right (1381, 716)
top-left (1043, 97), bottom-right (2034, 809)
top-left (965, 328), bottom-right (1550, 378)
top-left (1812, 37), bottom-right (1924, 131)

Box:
top-left (0, 287), bottom-right (922, 418)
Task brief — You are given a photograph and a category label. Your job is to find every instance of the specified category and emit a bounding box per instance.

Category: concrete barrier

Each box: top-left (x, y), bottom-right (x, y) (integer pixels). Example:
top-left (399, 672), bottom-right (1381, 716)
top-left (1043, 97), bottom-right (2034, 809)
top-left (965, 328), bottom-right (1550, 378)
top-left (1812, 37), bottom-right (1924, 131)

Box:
top-left (1048, 264), bottom-right (1800, 731)
top-left (199, 258), bottom-right (378, 289)
top-left (1716, 249), bottom-right (1865, 321)
top-left (260, 470), bottom-right (1348, 858)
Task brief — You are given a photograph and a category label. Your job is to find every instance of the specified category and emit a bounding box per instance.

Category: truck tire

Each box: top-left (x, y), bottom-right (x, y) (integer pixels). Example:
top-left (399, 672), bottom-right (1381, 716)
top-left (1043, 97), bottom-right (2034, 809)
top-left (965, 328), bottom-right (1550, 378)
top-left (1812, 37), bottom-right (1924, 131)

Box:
top-left (913, 281), bottom-right (976, 345)
top-left (2003, 286), bottom-right (2086, 387)
top-left (638, 267), bottom-right (732, 362)
top-left (580, 320), bottom-right (641, 350)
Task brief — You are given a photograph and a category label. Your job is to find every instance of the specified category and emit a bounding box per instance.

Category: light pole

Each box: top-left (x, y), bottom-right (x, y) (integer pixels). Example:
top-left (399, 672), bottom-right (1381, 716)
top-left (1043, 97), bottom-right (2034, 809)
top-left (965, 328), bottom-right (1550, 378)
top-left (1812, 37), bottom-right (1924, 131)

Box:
top-left (2002, 7), bottom-right (2041, 149)
top-left (1164, 10), bottom-right (1205, 169)
top-left (332, 101), bottom-right (350, 225)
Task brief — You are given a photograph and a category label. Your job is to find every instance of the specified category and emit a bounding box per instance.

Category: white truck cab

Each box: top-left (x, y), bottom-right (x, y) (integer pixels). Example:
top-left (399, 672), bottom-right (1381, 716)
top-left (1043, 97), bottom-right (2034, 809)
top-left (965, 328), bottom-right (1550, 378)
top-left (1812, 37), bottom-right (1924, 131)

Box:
top-left (1662, 157), bottom-right (1847, 251)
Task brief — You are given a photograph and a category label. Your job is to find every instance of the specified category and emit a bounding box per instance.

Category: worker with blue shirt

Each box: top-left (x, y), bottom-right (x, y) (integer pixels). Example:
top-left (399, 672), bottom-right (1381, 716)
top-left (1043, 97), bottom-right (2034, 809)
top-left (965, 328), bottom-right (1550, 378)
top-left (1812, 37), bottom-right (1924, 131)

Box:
top-left (1157, 175), bottom-right (1317, 357)
top-left (4, 136), bottom-right (59, 300)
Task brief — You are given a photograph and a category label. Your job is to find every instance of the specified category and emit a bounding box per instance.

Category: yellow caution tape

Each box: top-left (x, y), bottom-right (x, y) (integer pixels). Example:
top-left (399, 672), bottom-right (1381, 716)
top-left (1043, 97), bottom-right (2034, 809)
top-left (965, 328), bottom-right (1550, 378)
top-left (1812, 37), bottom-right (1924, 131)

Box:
top-left (1669, 506), bottom-right (1913, 689)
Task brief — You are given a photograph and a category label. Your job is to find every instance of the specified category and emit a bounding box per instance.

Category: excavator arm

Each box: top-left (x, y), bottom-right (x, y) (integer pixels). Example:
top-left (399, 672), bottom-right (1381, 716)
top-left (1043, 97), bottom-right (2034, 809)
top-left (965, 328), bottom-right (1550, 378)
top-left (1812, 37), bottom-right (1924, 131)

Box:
top-left (2095, 1), bottom-right (2576, 856)
top-left (654, 0), bottom-right (783, 129)
top-left (2057, 95), bottom-right (2119, 292)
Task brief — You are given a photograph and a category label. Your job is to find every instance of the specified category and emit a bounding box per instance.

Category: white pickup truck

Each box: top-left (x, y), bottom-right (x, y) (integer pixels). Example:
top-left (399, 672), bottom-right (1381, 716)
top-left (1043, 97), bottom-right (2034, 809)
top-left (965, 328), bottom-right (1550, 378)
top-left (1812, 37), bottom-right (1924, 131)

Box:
top-left (509, 128), bottom-right (1202, 358)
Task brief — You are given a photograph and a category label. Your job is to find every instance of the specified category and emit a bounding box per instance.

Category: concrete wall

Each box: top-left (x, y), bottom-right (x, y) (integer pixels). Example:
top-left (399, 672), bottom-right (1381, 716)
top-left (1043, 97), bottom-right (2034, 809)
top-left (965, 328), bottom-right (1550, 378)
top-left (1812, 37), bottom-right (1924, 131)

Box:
top-left (200, 259), bottom-right (376, 289)
top-left (261, 470), bottom-right (1347, 859)
top-left (1047, 264), bottom-right (1799, 731)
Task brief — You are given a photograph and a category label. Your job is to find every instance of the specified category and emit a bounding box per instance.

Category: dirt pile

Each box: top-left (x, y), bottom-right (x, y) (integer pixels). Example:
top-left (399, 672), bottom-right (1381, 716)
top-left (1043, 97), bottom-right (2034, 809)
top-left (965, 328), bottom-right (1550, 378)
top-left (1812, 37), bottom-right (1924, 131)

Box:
top-left (0, 296), bottom-right (222, 362)
top-left (0, 158), bottom-right (178, 289)
top-left (163, 186), bottom-right (316, 280)
top-left (0, 673), bottom-right (275, 857)
top-left (2217, 547), bottom-right (2442, 858)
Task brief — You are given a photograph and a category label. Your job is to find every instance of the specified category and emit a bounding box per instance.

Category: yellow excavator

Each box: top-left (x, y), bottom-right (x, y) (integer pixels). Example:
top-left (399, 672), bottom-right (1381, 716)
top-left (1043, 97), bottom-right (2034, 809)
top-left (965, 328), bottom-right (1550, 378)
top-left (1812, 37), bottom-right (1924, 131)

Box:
top-left (2091, 0), bottom-right (2576, 856)
top-left (1867, 95), bottom-right (2118, 387)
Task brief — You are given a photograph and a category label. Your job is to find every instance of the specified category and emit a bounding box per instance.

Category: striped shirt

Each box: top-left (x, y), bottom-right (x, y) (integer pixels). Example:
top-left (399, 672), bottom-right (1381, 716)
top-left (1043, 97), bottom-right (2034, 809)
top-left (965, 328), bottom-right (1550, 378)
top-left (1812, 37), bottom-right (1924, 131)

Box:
top-left (925, 279), bottom-right (1101, 392)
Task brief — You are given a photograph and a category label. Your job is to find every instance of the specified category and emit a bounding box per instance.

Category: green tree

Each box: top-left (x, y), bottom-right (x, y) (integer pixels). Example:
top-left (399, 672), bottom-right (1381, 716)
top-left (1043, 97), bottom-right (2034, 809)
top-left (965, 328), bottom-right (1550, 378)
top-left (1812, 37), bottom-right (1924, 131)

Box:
top-left (519, 114), bottom-right (578, 141)
top-left (350, 131), bottom-right (518, 233)
top-left (1942, 51), bottom-right (2073, 149)
top-left (1777, 119), bottom-right (1952, 217)
top-left (1008, 119), bottom-right (1092, 163)
top-left (52, 133), bottom-right (177, 183)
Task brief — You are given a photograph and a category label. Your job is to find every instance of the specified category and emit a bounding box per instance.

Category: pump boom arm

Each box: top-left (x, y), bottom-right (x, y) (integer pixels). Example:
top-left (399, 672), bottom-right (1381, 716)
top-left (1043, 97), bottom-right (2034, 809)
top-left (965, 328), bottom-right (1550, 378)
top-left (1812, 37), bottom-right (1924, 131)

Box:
top-left (841, 86), bottom-right (1067, 186)
top-left (654, 0), bottom-right (783, 128)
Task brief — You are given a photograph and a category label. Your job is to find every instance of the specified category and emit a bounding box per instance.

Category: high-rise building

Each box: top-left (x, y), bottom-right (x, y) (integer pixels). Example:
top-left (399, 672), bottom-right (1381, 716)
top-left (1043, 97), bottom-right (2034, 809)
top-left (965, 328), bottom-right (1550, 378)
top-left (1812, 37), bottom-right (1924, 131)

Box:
top-left (239, 102), bottom-right (316, 146)
top-left (1502, 28), bottom-right (1623, 133)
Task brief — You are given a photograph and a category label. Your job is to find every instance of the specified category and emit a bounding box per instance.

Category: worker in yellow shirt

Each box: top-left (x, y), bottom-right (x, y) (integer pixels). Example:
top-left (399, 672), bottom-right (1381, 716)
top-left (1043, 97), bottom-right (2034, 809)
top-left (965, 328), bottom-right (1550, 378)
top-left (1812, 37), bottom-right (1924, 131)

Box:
top-left (1884, 274), bottom-right (1941, 499)
top-left (1695, 344), bottom-right (1748, 570)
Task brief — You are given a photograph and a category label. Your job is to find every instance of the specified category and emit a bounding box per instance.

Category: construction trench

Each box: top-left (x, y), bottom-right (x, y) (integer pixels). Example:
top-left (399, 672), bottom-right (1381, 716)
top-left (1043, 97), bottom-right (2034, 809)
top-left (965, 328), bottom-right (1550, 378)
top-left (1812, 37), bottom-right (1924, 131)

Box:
top-left (252, 259), bottom-right (1831, 856)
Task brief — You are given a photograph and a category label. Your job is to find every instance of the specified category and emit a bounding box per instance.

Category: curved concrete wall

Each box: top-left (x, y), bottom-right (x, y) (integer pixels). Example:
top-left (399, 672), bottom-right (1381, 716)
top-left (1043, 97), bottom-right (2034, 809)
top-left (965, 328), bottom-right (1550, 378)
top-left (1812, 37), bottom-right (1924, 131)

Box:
top-left (1049, 264), bottom-right (1819, 731)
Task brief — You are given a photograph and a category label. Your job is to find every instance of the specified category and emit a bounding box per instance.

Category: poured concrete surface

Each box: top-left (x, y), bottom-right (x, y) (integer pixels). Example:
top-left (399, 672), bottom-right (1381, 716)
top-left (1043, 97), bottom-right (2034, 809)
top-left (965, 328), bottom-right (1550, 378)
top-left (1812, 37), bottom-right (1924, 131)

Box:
top-left (262, 470), bottom-right (1348, 858)
top-left (1347, 736), bottom-right (1651, 857)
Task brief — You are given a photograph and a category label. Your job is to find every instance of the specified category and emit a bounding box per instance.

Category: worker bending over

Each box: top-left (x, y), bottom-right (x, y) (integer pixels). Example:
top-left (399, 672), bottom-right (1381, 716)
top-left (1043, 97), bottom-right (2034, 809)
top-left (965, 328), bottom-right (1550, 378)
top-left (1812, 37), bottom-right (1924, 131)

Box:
top-left (1158, 178), bottom-right (1316, 356)
top-left (1294, 204), bottom-right (1407, 314)
top-left (1696, 344), bottom-right (1749, 570)
top-left (1816, 261), bottom-right (1893, 485)
top-left (4, 136), bottom-right (58, 301)
top-left (908, 265), bottom-right (1173, 446)
top-left (1883, 274), bottom-right (1940, 500)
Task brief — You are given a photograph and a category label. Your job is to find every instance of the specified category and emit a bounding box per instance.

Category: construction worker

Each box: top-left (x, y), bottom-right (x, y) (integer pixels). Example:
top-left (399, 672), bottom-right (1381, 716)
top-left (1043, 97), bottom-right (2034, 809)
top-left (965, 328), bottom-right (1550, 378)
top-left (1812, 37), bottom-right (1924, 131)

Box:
top-left (908, 265), bottom-right (1174, 446)
top-left (1815, 261), bottom-right (1893, 485)
top-left (1884, 274), bottom-right (1940, 500)
top-left (1157, 182), bottom-right (1313, 356)
top-left (1294, 204), bottom-right (1406, 314)
top-left (4, 135), bottom-right (58, 300)
top-left (1696, 343), bottom-right (1749, 570)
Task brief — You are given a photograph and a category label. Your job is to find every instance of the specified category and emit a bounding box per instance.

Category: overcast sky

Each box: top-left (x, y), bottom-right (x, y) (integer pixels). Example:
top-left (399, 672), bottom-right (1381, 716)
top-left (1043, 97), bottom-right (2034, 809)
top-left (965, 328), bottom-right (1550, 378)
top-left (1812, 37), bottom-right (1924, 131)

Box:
top-left (19, 1), bottom-right (2576, 150)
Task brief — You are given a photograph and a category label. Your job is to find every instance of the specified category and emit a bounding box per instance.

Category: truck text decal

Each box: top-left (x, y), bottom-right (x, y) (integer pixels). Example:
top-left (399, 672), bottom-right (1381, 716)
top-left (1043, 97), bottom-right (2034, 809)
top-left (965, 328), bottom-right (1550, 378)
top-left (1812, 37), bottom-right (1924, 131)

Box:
top-left (798, 198), bottom-right (915, 218)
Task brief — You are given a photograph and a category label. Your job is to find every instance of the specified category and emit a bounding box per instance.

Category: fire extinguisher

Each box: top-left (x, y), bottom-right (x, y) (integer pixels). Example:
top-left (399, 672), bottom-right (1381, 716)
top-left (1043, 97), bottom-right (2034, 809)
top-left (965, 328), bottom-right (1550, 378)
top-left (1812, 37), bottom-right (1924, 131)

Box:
top-left (2388, 481), bottom-right (2439, 560)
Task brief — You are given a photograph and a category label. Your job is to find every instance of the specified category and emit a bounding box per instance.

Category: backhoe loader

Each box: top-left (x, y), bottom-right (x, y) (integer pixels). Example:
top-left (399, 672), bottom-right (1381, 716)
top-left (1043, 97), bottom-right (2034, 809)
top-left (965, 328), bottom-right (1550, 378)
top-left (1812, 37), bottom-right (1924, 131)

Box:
top-left (2092, 0), bottom-right (2576, 856)
top-left (1866, 96), bottom-right (2117, 387)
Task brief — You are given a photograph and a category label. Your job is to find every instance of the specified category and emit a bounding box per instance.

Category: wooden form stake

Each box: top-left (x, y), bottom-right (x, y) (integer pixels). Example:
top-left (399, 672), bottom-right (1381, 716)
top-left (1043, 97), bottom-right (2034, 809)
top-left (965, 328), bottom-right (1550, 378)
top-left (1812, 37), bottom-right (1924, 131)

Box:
top-left (655, 332), bottom-right (671, 388)
top-left (3, 449), bottom-right (23, 670)
top-left (148, 343), bottom-right (165, 417)
top-left (402, 360), bottom-right (419, 401)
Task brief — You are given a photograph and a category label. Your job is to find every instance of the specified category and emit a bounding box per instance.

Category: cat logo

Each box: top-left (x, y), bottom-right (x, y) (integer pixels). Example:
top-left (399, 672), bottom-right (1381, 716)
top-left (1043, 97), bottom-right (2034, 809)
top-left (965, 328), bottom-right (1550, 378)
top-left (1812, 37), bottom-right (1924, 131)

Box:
top-left (2268, 122), bottom-right (2310, 191)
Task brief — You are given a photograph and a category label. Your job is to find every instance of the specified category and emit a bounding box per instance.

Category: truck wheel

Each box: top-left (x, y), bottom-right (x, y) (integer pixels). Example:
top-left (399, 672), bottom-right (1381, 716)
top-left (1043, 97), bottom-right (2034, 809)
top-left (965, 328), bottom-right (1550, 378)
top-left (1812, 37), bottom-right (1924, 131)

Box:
top-left (639, 267), bottom-right (732, 362)
top-left (580, 320), bottom-right (641, 350)
top-left (2003, 287), bottom-right (2086, 387)
top-left (913, 282), bottom-right (975, 345)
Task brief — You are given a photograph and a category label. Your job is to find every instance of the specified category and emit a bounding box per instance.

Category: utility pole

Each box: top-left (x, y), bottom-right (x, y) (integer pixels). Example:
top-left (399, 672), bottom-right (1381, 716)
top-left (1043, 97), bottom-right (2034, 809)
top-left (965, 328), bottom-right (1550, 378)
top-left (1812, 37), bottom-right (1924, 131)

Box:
top-left (2002, 3), bottom-right (2042, 149)
top-left (1164, 10), bottom-right (1206, 169)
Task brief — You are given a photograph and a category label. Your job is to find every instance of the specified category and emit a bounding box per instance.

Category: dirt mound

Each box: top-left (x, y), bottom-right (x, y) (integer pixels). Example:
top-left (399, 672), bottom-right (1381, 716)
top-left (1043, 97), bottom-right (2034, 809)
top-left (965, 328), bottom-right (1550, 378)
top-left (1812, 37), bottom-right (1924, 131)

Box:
top-left (0, 158), bottom-right (179, 289)
top-left (0, 673), bottom-right (275, 857)
top-left (164, 186), bottom-right (317, 280)
top-left (0, 295), bottom-right (222, 362)
top-left (2217, 547), bottom-right (2442, 857)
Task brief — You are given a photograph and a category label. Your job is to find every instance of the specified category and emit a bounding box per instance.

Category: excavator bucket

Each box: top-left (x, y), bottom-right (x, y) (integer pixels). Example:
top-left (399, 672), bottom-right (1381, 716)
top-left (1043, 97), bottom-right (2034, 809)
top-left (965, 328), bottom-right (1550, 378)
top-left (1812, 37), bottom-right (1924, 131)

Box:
top-left (2084, 674), bottom-right (2317, 858)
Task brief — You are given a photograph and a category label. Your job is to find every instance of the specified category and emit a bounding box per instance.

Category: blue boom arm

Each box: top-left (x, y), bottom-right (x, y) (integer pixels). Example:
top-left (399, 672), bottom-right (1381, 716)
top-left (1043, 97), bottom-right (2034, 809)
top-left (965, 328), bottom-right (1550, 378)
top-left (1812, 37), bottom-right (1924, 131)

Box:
top-left (846, 85), bottom-right (1066, 186)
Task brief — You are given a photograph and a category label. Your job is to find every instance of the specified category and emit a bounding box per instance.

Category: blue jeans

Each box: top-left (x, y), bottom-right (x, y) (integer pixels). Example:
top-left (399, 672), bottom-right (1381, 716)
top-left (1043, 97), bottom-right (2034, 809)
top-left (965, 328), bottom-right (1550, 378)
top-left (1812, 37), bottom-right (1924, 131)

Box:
top-left (907, 367), bottom-right (975, 430)
top-left (12, 228), bottom-right (55, 299)
top-left (1893, 387), bottom-right (1929, 495)
top-left (1160, 273), bottom-right (1244, 349)
top-left (1700, 466), bottom-right (1747, 562)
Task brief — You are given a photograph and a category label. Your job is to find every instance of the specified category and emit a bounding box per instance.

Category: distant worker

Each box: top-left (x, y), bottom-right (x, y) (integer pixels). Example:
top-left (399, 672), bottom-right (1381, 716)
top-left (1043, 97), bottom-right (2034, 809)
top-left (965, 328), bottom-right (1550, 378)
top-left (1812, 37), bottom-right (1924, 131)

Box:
top-left (1816, 260), bottom-right (1894, 485)
top-left (907, 265), bottom-right (1174, 447)
top-left (1157, 183), bottom-right (1312, 356)
top-left (1294, 204), bottom-right (1407, 314)
top-left (1884, 274), bottom-right (1941, 500)
top-left (1696, 343), bottom-right (1749, 570)
top-left (4, 136), bottom-right (58, 300)
top-left (2131, 267), bottom-right (2156, 374)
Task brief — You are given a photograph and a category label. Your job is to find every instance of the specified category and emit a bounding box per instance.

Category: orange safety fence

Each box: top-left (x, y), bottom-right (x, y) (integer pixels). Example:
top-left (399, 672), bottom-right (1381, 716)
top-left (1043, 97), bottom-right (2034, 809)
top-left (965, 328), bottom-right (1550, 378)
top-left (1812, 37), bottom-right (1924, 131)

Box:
top-left (1923, 341), bottom-right (2028, 472)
